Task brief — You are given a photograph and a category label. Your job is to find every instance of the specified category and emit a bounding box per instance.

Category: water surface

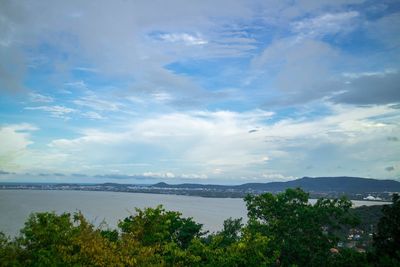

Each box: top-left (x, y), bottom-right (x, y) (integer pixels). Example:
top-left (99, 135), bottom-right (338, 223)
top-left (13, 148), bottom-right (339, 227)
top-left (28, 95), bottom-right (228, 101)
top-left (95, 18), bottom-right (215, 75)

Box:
top-left (0, 190), bottom-right (389, 236)
top-left (0, 190), bottom-right (246, 236)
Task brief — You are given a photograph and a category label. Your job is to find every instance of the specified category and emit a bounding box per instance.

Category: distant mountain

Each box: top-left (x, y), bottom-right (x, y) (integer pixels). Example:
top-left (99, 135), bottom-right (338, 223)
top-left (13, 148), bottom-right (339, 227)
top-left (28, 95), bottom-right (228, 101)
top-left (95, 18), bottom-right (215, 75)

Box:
top-left (151, 176), bottom-right (400, 193)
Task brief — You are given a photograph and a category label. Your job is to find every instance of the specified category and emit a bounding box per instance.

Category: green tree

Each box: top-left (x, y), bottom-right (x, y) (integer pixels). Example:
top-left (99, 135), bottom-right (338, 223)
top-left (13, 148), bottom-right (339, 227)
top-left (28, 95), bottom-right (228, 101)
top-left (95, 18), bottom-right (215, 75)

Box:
top-left (218, 217), bottom-right (243, 247)
top-left (16, 212), bottom-right (76, 266)
top-left (0, 232), bottom-right (21, 267)
top-left (325, 248), bottom-right (370, 267)
top-left (118, 205), bottom-right (204, 249)
top-left (185, 228), bottom-right (276, 267)
top-left (12, 212), bottom-right (149, 266)
top-left (372, 193), bottom-right (400, 266)
top-left (204, 217), bottom-right (243, 247)
top-left (118, 205), bottom-right (205, 266)
top-left (245, 188), bottom-right (356, 267)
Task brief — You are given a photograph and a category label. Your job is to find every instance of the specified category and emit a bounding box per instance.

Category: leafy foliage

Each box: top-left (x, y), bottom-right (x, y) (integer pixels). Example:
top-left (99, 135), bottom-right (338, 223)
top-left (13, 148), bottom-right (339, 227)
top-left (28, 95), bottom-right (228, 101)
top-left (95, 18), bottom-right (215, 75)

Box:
top-left (372, 193), bottom-right (400, 266)
top-left (118, 205), bottom-right (204, 249)
top-left (245, 188), bottom-right (356, 266)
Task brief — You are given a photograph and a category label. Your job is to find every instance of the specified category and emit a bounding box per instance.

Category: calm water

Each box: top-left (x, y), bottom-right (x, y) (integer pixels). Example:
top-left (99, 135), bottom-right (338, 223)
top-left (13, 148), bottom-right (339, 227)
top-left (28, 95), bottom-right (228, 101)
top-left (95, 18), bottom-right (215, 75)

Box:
top-left (0, 190), bottom-right (389, 236)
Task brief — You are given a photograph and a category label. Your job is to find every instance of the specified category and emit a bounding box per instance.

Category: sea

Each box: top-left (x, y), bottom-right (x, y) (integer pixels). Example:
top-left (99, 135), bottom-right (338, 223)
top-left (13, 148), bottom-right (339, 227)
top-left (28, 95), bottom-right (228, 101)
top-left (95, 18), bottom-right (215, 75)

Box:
top-left (0, 190), bottom-right (390, 237)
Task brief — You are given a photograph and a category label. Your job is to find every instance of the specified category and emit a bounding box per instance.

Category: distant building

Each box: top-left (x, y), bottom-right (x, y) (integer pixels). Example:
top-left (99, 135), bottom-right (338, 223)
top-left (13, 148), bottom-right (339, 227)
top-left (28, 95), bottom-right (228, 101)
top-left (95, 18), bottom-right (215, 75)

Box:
top-left (363, 195), bottom-right (382, 201)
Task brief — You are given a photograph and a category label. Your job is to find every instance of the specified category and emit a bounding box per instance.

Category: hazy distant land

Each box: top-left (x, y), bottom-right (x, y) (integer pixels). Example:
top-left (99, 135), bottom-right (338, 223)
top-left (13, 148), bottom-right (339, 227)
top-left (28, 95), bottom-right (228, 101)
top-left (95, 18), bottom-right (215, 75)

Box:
top-left (2, 176), bottom-right (399, 201)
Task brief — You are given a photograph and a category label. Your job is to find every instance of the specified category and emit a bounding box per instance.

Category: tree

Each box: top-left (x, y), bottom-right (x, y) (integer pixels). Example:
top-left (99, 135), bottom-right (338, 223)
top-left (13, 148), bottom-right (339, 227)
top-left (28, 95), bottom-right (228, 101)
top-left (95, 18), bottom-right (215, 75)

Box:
top-left (118, 205), bottom-right (204, 248)
top-left (186, 226), bottom-right (276, 267)
top-left (16, 212), bottom-right (76, 266)
top-left (372, 193), bottom-right (400, 265)
top-left (13, 212), bottom-right (142, 266)
top-left (0, 232), bottom-right (20, 266)
top-left (244, 188), bottom-right (356, 266)
top-left (218, 218), bottom-right (243, 247)
top-left (118, 205), bottom-right (206, 266)
top-left (325, 248), bottom-right (370, 267)
top-left (205, 217), bottom-right (243, 248)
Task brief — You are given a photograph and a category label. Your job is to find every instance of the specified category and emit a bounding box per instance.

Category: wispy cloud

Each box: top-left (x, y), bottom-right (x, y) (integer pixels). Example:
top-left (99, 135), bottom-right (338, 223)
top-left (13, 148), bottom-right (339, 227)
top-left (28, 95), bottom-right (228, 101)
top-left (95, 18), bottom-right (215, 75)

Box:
top-left (82, 111), bottom-right (105, 120)
top-left (292, 11), bottom-right (359, 38)
top-left (73, 94), bottom-right (122, 112)
top-left (73, 67), bottom-right (98, 73)
top-left (143, 172), bottom-right (176, 178)
top-left (29, 92), bottom-right (54, 103)
top-left (158, 33), bottom-right (208, 45)
top-left (24, 106), bottom-right (76, 119)
top-left (151, 92), bottom-right (173, 103)
top-left (64, 81), bottom-right (88, 90)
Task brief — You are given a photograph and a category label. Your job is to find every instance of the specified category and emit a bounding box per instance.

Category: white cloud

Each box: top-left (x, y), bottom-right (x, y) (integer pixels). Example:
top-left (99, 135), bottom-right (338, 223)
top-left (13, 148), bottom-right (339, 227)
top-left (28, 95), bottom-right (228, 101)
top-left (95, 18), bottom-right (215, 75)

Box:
top-left (143, 172), bottom-right (176, 178)
top-left (43, 105), bottom-right (399, 180)
top-left (0, 124), bottom-right (37, 152)
top-left (64, 81), bottom-right (88, 90)
top-left (82, 111), bottom-right (105, 120)
top-left (73, 67), bottom-right (98, 73)
top-left (213, 168), bottom-right (223, 175)
top-left (25, 103), bottom-right (108, 120)
top-left (292, 11), bottom-right (359, 38)
top-left (73, 94), bottom-right (122, 111)
top-left (181, 173), bottom-right (208, 179)
top-left (24, 105), bottom-right (76, 119)
top-left (262, 156), bottom-right (269, 162)
top-left (159, 33), bottom-right (208, 45)
top-left (342, 69), bottom-right (397, 79)
top-left (29, 92), bottom-right (54, 103)
top-left (45, 109), bottom-right (274, 176)
top-left (152, 91), bottom-right (174, 103)
top-left (261, 173), bottom-right (293, 181)
top-left (0, 124), bottom-right (37, 170)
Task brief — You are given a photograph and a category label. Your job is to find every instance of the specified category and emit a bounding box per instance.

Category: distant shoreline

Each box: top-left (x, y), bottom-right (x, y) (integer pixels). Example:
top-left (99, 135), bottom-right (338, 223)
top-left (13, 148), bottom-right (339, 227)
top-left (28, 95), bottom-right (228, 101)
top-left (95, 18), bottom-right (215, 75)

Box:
top-left (0, 186), bottom-right (392, 204)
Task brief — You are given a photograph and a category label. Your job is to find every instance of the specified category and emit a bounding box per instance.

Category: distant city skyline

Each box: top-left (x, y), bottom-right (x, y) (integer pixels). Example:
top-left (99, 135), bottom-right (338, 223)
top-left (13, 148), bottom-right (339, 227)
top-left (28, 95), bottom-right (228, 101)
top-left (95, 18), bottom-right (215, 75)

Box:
top-left (0, 0), bottom-right (399, 184)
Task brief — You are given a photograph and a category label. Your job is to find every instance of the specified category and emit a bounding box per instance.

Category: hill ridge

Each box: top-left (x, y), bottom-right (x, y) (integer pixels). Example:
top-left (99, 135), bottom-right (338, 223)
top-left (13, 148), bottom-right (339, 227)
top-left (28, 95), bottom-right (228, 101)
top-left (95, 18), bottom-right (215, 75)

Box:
top-left (150, 176), bottom-right (400, 193)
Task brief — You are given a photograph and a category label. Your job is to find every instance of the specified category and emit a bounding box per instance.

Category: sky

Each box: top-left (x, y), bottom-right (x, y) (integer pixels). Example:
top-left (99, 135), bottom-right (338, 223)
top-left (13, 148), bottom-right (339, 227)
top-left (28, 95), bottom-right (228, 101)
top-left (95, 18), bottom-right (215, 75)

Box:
top-left (0, 0), bottom-right (399, 184)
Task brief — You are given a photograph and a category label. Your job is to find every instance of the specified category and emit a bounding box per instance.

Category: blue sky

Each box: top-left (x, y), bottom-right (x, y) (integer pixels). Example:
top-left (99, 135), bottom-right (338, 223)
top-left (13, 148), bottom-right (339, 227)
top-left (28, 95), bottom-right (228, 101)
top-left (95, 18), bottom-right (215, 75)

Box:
top-left (0, 0), bottom-right (399, 184)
